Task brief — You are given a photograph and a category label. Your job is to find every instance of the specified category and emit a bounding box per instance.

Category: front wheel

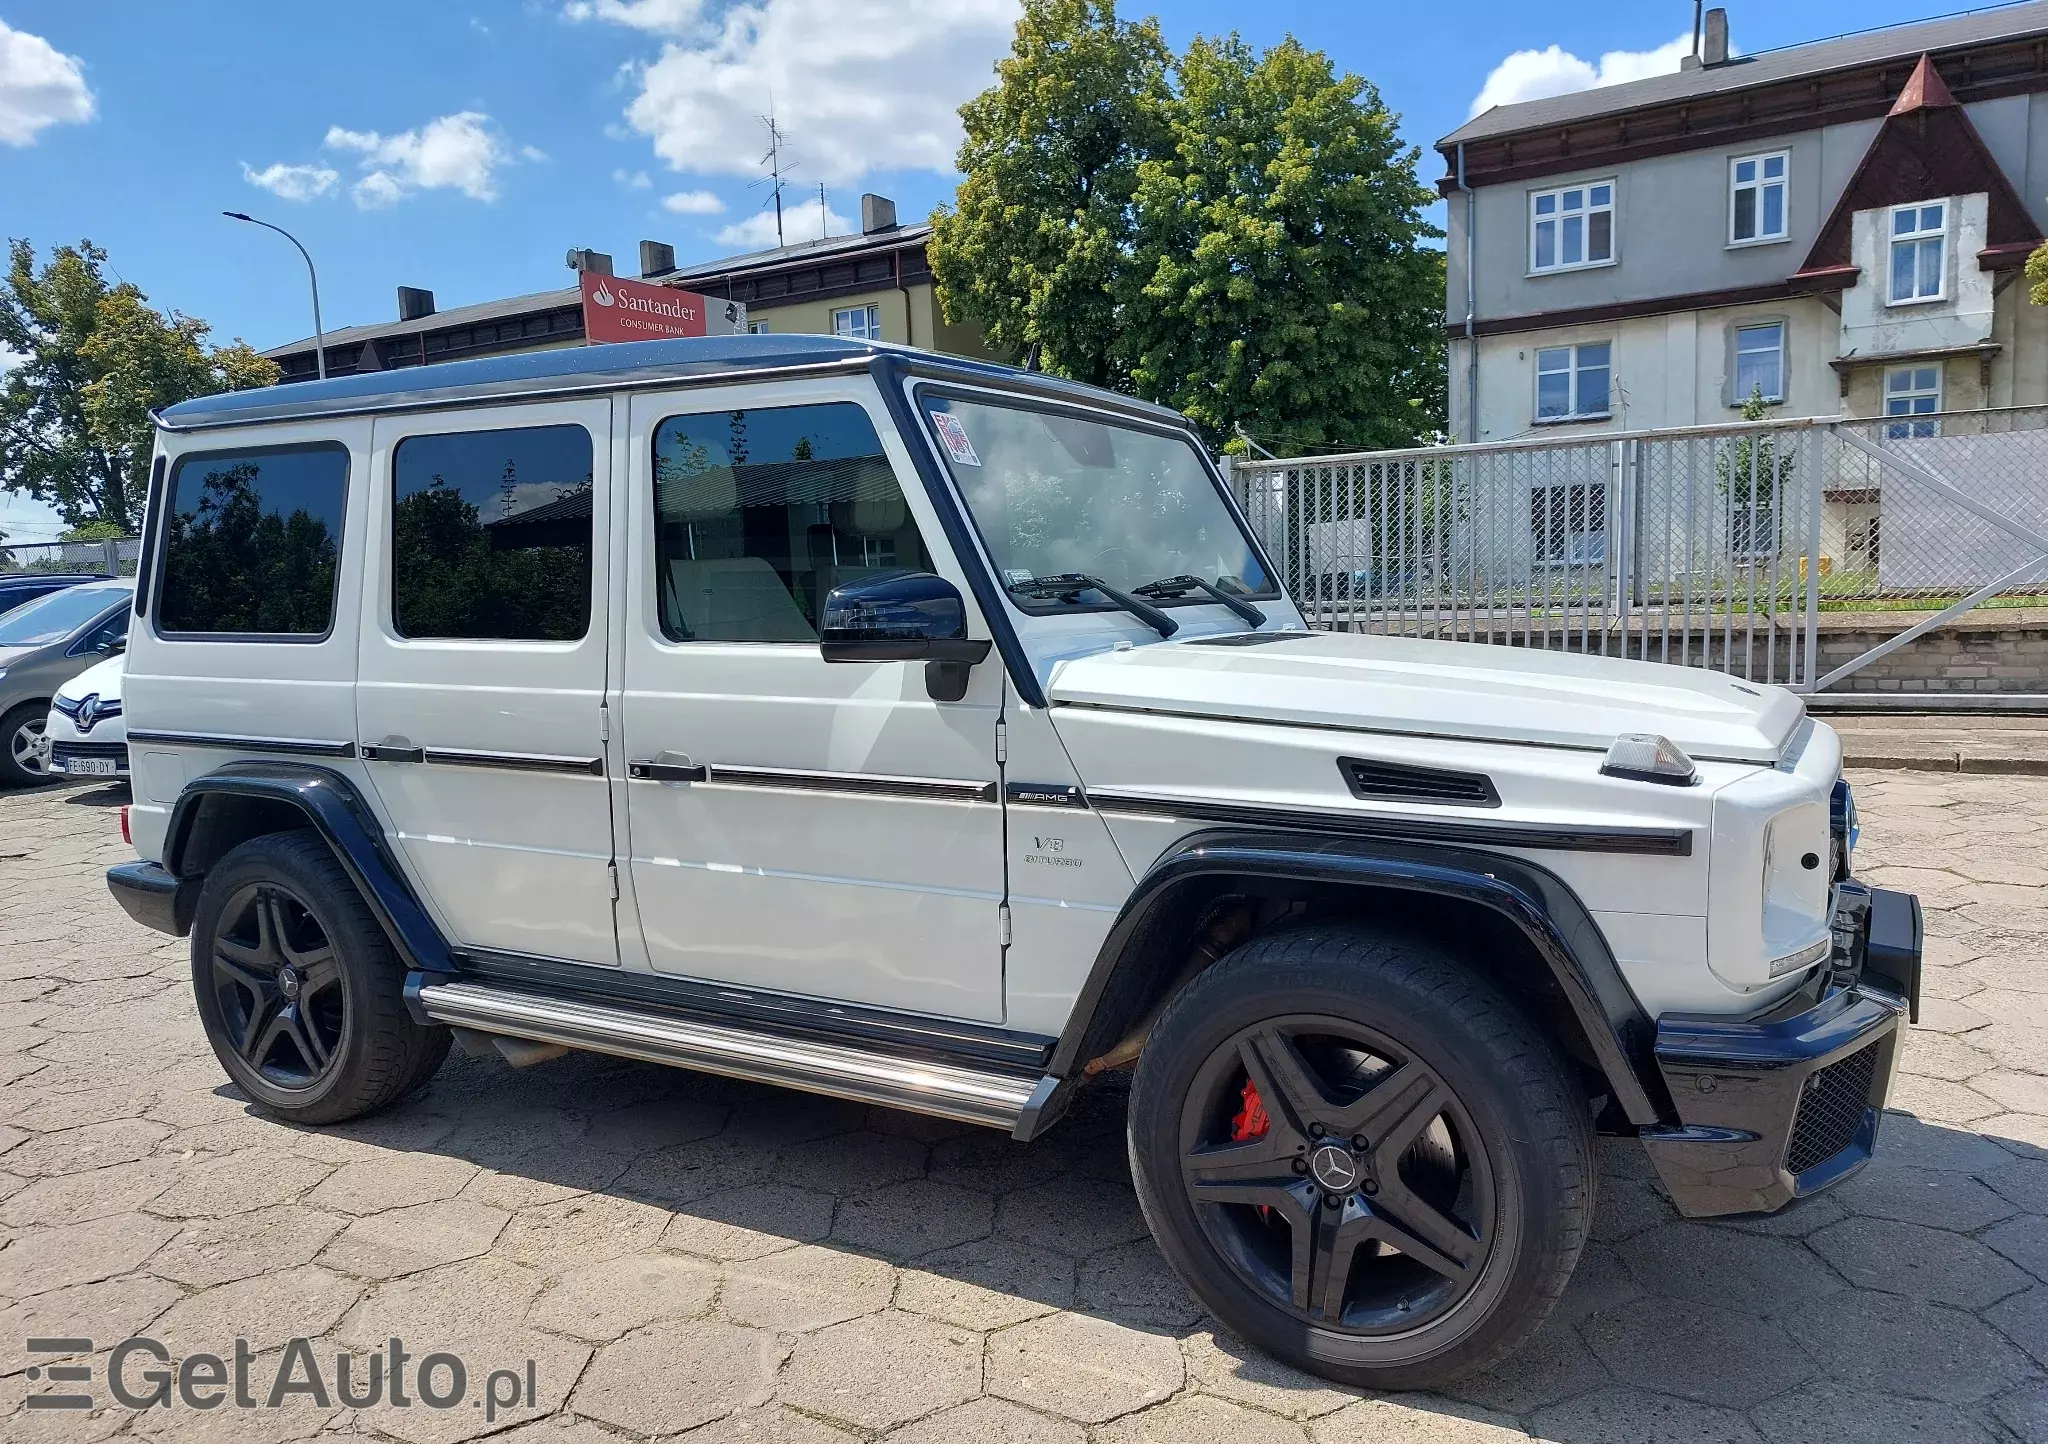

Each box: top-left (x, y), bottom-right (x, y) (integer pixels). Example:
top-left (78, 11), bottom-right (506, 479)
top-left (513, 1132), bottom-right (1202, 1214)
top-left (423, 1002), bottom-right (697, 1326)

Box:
top-left (190, 831), bottom-right (450, 1125)
top-left (0, 703), bottom-right (48, 787)
top-left (1127, 926), bottom-right (1595, 1390)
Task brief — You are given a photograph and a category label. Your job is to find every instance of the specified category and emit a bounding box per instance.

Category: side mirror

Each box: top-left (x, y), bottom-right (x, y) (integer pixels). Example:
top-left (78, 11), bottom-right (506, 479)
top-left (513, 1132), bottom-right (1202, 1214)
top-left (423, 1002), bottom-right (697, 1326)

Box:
top-left (820, 572), bottom-right (992, 701)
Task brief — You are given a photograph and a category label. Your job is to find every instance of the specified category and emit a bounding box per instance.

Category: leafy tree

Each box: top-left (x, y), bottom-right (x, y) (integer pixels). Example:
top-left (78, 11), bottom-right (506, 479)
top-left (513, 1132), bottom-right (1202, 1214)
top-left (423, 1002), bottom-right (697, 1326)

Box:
top-left (1119, 36), bottom-right (1445, 455)
top-left (158, 462), bottom-right (339, 634)
top-left (2029, 235), bottom-right (2048, 308)
top-left (0, 239), bottom-right (278, 532)
top-left (929, 0), bottom-right (1170, 388)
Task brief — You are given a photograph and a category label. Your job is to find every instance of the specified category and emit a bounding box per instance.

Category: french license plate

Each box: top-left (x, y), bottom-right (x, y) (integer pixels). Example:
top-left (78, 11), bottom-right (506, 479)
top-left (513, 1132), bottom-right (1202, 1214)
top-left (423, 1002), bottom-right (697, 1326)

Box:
top-left (68, 757), bottom-right (119, 776)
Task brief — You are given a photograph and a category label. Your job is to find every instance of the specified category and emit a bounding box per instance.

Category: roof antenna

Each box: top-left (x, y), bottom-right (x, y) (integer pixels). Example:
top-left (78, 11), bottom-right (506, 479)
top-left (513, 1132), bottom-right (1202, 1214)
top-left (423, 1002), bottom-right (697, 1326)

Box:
top-left (1691, 0), bottom-right (1704, 61)
top-left (754, 102), bottom-right (792, 248)
top-left (818, 183), bottom-right (829, 239)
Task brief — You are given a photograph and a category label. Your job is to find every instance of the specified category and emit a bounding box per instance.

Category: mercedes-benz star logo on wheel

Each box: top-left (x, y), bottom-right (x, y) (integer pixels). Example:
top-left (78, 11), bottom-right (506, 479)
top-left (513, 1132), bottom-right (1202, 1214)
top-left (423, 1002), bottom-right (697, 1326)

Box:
top-left (278, 967), bottom-right (302, 999)
top-left (1309, 1143), bottom-right (1360, 1193)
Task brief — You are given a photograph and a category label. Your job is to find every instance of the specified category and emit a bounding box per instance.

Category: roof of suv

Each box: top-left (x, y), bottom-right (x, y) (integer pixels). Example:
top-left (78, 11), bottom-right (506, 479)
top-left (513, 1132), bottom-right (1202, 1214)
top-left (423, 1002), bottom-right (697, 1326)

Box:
top-left (157, 334), bottom-right (1186, 433)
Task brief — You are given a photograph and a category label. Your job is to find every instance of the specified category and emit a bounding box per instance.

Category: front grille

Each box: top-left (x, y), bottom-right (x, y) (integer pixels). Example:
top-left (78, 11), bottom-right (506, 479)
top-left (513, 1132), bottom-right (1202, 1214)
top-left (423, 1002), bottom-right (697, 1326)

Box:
top-left (1340, 756), bottom-right (1501, 808)
top-left (1786, 1042), bottom-right (1879, 1175)
top-left (52, 741), bottom-right (129, 765)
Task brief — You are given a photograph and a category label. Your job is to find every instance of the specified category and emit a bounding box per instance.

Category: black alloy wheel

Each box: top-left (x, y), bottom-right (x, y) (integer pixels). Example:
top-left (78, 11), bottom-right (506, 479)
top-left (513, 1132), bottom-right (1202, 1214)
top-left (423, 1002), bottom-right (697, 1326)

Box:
top-left (209, 882), bottom-right (348, 1090)
top-left (1181, 1017), bottom-right (1495, 1333)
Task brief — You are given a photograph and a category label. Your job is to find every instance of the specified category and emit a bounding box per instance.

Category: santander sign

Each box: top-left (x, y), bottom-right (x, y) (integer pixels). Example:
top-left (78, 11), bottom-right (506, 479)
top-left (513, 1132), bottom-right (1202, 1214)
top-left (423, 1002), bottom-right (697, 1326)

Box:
top-left (580, 272), bottom-right (747, 344)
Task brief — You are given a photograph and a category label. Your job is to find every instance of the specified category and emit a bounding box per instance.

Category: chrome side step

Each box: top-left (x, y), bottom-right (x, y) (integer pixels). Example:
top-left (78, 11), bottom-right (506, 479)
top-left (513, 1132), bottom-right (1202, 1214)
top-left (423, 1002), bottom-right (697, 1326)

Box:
top-left (413, 980), bottom-right (1043, 1131)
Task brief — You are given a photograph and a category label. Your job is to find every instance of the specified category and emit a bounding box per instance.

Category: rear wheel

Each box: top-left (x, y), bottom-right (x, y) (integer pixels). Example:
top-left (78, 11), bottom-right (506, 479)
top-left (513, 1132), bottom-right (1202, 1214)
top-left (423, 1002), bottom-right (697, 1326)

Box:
top-left (190, 831), bottom-right (450, 1124)
top-left (1127, 926), bottom-right (1594, 1390)
top-left (0, 703), bottom-right (48, 787)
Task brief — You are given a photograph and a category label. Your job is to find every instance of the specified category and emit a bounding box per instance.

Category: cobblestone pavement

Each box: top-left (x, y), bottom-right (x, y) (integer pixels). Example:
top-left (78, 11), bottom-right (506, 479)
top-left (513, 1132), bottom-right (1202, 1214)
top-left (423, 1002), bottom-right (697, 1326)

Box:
top-left (0, 771), bottom-right (2043, 1443)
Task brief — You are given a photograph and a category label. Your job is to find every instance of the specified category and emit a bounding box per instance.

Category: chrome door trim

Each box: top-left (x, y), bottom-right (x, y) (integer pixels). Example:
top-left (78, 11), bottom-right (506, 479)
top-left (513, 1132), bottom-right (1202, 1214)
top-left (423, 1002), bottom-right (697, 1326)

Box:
top-left (127, 730), bottom-right (357, 760)
top-left (420, 747), bottom-right (605, 777)
top-left (630, 760), bottom-right (996, 804)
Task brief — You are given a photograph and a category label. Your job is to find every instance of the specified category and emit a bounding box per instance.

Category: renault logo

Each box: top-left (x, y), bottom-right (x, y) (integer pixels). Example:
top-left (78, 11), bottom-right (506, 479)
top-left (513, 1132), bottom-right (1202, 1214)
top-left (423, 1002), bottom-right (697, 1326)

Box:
top-left (76, 695), bottom-right (101, 733)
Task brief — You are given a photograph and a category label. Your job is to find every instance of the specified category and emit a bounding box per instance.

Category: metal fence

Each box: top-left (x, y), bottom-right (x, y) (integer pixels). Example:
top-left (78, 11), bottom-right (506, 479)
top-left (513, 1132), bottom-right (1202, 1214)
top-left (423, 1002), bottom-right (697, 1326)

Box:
top-left (1230, 404), bottom-right (2048, 693)
top-left (0, 537), bottom-right (141, 577)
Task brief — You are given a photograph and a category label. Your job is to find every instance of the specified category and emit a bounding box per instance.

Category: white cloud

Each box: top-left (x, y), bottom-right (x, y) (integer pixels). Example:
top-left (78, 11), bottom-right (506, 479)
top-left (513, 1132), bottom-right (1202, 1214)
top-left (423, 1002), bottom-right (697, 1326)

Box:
top-left (618, 0), bottom-right (1017, 184)
top-left (716, 196), bottom-right (850, 249)
top-left (614, 167), bottom-right (652, 188)
top-left (0, 19), bottom-right (94, 147)
top-left (662, 188), bottom-right (724, 214)
top-left (1469, 33), bottom-right (1692, 117)
top-left (324, 111), bottom-right (516, 207)
top-left (240, 161), bottom-right (340, 202)
top-left (564, 0), bottom-right (709, 36)
top-left (0, 346), bottom-right (24, 374)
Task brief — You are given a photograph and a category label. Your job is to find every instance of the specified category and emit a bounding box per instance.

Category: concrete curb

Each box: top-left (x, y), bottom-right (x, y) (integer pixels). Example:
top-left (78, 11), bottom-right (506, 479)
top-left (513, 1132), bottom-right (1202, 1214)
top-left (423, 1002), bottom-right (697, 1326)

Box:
top-left (1842, 751), bottom-right (2048, 774)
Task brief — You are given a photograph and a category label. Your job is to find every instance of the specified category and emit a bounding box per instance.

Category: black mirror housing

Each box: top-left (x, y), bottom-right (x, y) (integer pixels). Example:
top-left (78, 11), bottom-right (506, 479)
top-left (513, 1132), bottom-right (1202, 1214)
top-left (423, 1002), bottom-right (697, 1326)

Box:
top-left (820, 572), bottom-right (992, 667)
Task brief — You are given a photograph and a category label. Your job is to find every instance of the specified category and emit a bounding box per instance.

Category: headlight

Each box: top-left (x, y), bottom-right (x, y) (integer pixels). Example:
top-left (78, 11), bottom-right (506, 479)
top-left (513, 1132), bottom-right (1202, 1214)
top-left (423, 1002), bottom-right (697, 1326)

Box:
top-left (1601, 733), bottom-right (1698, 786)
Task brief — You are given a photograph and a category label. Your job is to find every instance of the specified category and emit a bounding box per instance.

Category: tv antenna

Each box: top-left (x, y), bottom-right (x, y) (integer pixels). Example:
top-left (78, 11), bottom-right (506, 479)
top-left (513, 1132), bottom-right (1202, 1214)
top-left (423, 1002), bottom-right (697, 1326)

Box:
top-left (818, 183), bottom-right (829, 239)
top-left (753, 106), bottom-right (793, 247)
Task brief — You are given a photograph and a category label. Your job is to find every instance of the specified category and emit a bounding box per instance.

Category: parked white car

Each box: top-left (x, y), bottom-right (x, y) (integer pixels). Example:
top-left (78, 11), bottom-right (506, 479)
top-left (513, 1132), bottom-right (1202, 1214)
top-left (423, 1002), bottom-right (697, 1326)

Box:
top-left (105, 334), bottom-right (1921, 1391)
top-left (44, 652), bottom-right (127, 780)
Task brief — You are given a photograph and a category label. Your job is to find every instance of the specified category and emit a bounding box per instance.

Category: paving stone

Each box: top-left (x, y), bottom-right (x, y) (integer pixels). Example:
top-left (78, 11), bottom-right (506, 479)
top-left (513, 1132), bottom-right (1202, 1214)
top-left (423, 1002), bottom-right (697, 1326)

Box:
top-left (661, 1180), bottom-right (834, 1261)
top-left (927, 1130), bottom-right (1071, 1195)
top-left (615, 1133), bottom-right (778, 1207)
top-left (525, 1251), bottom-right (717, 1341)
top-left (2, 1116), bottom-right (170, 1175)
top-left (581, 1096), bottom-right (728, 1152)
top-left (884, 1395), bottom-right (1083, 1444)
top-left (1977, 1071), bottom-right (2048, 1115)
top-left (1783, 1289), bottom-right (2035, 1404)
top-left (1311, 1396), bottom-right (1528, 1443)
top-left (148, 1203), bottom-right (349, 1288)
top-left (781, 1310), bottom-right (982, 1429)
top-left (320, 1197), bottom-right (510, 1280)
top-left (1579, 1295), bottom-right (1813, 1408)
top-left (1889, 1073), bottom-right (2004, 1125)
top-left (0, 1210), bottom-right (178, 1295)
top-left (1983, 1156), bottom-right (2048, 1214)
top-left (897, 1236), bottom-right (1076, 1330)
top-left (985, 1312), bottom-right (1184, 1423)
top-left (994, 1176), bottom-right (1150, 1258)
top-left (571, 1318), bottom-right (773, 1437)
top-left (144, 1150), bottom-right (332, 1218)
top-left (334, 1255), bottom-right (548, 1352)
top-left (1097, 1394), bottom-right (1310, 1444)
top-left (0, 1367), bottom-right (182, 1443)
top-left (771, 1129), bottom-right (928, 1194)
top-left (722, 1243), bottom-right (896, 1330)
top-left (151, 1264), bottom-right (360, 1355)
top-left (1832, 1159), bottom-right (2020, 1232)
top-left (303, 1153), bottom-right (480, 1215)
top-left (1550, 1241), bottom-right (1645, 1324)
top-left (1446, 1309), bottom-right (1607, 1415)
top-left (1984, 1213), bottom-right (2048, 1281)
top-left (1618, 1220), bottom-right (1842, 1316)
top-left (1995, 1380), bottom-right (2048, 1443)
top-left (1072, 1238), bottom-right (1203, 1328)
top-left (1183, 1327), bottom-right (1358, 1420)
top-left (1748, 1380), bottom-right (1999, 1444)
top-left (679, 1405), bottom-right (862, 1443)
top-left (360, 1325), bottom-right (593, 1444)
top-left (1529, 1382), bottom-right (1762, 1444)
top-left (1986, 1285), bottom-right (2048, 1368)
top-left (125, 1352), bottom-right (342, 1444)
top-left (1710, 1189), bottom-right (1850, 1238)
top-left (830, 1177), bottom-right (992, 1260)
top-left (1810, 1216), bottom-right (2032, 1307)
top-left (493, 1191), bottom-right (670, 1274)
top-left (0, 1155), bottom-right (176, 1225)
top-left (1874, 1113), bottom-right (2021, 1175)
top-left (0, 1272), bottom-right (180, 1353)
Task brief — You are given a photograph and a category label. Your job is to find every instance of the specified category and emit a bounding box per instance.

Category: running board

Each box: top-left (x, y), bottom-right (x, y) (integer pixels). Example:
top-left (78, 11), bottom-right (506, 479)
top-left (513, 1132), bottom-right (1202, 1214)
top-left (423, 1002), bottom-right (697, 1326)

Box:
top-left (411, 979), bottom-right (1046, 1132)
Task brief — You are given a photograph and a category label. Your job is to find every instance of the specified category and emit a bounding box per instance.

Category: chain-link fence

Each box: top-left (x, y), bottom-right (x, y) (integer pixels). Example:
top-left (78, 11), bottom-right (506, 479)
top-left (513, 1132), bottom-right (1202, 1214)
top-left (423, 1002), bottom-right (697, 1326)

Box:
top-left (1231, 404), bottom-right (2048, 693)
top-left (0, 537), bottom-right (141, 577)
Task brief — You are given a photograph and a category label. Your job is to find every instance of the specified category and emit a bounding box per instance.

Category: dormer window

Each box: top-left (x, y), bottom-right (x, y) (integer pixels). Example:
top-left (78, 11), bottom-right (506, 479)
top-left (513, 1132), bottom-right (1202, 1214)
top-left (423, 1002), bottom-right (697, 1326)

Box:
top-left (1888, 203), bottom-right (1947, 304)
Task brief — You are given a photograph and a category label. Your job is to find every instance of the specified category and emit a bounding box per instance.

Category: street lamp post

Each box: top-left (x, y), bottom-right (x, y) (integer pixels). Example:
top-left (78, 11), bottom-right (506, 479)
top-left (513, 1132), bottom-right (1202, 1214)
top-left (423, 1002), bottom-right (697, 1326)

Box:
top-left (223, 212), bottom-right (327, 381)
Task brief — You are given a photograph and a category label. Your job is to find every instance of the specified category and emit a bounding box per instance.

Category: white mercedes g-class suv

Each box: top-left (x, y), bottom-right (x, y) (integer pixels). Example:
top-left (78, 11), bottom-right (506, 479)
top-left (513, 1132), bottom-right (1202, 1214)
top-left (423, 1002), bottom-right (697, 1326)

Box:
top-left (107, 334), bottom-right (1920, 1389)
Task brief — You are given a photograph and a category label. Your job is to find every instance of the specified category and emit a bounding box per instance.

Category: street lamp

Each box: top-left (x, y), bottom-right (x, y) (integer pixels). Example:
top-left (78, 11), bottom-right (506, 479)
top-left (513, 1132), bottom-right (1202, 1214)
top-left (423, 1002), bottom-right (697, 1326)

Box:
top-left (223, 212), bottom-right (327, 381)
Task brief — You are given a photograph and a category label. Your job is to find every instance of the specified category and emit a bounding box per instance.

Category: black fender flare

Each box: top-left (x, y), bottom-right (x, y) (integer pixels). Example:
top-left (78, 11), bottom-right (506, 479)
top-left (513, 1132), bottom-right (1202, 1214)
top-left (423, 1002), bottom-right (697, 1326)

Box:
top-left (162, 761), bottom-right (454, 975)
top-left (1049, 827), bottom-right (1675, 1126)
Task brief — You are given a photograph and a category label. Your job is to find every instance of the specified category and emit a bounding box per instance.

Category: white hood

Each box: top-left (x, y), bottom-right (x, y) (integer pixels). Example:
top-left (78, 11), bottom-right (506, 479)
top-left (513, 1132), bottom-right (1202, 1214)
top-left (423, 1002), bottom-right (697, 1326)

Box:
top-left (1046, 631), bottom-right (1803, 764)
top-left (57, 653), bottom-right (124, 703)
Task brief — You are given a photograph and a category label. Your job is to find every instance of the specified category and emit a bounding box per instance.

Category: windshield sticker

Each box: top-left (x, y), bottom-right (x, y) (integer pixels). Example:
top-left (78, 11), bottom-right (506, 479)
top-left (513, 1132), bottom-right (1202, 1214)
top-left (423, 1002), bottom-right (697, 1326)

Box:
top-left (1003, 568), bottom-right (1036, 587)
top-left (930, 411), bottom-right (982, 466)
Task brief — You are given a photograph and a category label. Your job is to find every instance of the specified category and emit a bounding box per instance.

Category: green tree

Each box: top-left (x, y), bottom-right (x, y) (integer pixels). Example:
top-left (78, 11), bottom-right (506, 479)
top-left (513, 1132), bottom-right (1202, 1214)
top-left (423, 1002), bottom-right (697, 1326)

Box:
top-left (928, 0), bottom-right (1170, 388)
top-left (2028, 235), bottom-right (2048, 308)
top-left (0, 239), bottom-right (278, 532)
top-left (1119, 36), bottom-right (1445, 455)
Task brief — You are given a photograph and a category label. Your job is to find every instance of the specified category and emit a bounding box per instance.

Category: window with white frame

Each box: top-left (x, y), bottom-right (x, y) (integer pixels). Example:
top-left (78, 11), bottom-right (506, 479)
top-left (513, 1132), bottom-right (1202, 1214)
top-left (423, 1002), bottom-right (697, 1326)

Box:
top-left (1733, 322), bottom-right (1785, 405)
top-left (1535, 342), bottom-right (1612, 421)
top-left (1530, 483), bottom-right (1607, 566)
top-left (831, 304), bottom-right (881, 340)
top-left (1730, 151), bottom-right (1788, 244)
top-left (747, 319), bottom-right (771, 334)
top-left (1884, 365), bottom-right (1942, 438)
top-left (1889, 203), bottom-right (1946, 304)
top-left (1530, 181), bottom-right (1614, 273)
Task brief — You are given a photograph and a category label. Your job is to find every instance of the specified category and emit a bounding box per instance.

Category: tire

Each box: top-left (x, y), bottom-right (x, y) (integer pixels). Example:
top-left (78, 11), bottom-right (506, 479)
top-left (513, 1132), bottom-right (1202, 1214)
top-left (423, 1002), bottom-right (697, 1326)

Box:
top-left (190, 830), bottom-right (451, 1125)
top-left (1127, 925), bottom-right (1595, 1391)
top-left (0, 702), bottom-right (49, 787)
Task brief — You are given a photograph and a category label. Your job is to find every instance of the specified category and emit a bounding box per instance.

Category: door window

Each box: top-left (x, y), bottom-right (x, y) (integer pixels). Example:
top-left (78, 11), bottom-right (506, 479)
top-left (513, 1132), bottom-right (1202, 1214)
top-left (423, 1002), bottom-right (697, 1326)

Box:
top-left (391, 424), bottom-right (594, 641)
top-left (651, 402), bottom-right (931, 642)
top-left (159, 444), bottom-right (348, 637)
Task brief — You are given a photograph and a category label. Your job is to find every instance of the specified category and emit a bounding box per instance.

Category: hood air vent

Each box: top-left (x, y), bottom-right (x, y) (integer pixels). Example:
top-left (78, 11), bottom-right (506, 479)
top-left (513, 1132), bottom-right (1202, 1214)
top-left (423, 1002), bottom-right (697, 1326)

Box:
top-left (1340, 756), bottom-right (1501, 808)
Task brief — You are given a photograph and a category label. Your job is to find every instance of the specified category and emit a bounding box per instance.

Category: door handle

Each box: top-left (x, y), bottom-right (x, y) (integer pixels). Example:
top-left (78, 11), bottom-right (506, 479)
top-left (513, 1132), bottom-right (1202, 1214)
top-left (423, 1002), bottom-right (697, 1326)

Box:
top-left (629, 750), bottom-right (706, 783)
top-left (363, 735), bottom-right (425, 764)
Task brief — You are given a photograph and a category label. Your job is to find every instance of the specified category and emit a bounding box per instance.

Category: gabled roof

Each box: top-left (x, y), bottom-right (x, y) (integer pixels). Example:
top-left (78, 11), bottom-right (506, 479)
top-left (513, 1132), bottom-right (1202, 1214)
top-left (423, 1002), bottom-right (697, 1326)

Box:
top-left (1793, 53), bottom-right (2044, 287)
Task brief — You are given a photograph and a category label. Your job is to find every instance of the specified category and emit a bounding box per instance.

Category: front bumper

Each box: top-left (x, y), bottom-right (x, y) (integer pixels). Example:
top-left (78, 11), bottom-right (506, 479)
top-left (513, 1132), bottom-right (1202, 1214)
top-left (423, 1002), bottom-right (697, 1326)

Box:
top-left (1641, 883), bottom-right (1921, 1217)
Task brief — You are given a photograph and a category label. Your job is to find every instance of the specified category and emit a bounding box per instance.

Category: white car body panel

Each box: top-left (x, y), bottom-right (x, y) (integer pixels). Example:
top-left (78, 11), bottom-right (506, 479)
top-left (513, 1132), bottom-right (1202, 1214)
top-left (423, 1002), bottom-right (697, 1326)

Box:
top-left (46, 653), bottom-right (128, 776)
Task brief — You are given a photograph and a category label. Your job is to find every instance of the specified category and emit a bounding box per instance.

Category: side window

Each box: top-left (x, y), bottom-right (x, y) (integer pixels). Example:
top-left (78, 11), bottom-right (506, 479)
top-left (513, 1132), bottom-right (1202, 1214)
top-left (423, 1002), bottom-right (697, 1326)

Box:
top-left (391, 424), bottom-right (594, 642)
top-left (651, 401), bottom-right (931, 642)
top-left (77, 611), bottom-right (127, 655)
top-left (159, 444), bottom-right (348, 637)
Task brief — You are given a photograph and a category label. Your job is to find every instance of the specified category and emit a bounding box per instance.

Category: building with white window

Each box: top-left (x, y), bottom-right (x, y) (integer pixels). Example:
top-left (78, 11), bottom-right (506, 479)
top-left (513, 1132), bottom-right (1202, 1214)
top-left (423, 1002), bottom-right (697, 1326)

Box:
top-left (1438, 5), bottom-right (2048, 442)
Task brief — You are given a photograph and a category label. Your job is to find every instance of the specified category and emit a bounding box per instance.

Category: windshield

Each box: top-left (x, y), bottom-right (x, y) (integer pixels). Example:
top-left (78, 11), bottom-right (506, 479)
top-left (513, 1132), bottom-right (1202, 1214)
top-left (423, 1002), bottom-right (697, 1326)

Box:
top-left (922, 395), bottom-right (1273, 610)
top-left (0, 585), bottom-right (128, 648)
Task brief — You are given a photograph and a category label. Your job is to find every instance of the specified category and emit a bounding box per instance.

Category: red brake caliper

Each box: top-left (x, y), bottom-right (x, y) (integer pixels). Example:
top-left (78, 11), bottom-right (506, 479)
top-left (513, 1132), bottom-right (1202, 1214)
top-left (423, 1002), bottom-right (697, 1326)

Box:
top-left (1231, 1079), bottom-right (1274, 1223)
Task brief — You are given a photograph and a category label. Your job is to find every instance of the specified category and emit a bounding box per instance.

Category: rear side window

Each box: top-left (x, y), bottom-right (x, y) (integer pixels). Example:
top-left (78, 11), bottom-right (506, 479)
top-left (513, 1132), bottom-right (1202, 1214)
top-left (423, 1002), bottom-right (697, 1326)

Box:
top-left (159, 444), bottom-right (349, 637)
top-left (391, 424), bottom-right (593, 642)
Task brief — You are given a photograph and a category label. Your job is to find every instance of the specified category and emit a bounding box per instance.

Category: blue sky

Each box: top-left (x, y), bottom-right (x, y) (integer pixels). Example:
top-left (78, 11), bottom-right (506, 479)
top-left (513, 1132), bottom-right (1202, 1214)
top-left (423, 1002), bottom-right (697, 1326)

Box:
top-left (0, 0), bottom-right (2016, 536)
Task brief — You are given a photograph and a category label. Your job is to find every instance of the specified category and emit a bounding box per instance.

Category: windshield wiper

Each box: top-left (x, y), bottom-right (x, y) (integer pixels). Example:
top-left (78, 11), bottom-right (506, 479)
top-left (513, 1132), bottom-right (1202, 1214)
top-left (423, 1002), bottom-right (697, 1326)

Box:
top-left (1133, 574), bottom-right (1267, 629)
top-left (1006, 574), bottom-right (1178, 638)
